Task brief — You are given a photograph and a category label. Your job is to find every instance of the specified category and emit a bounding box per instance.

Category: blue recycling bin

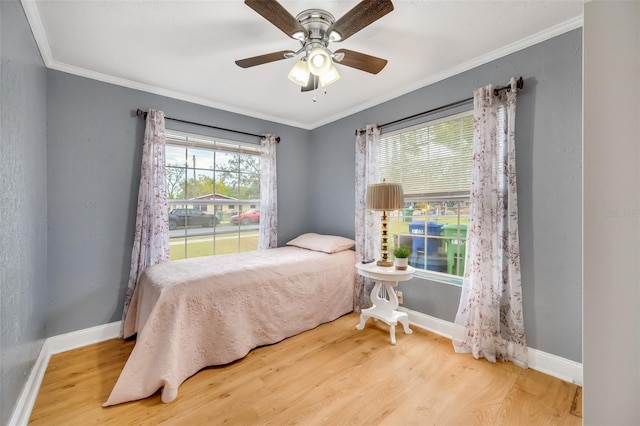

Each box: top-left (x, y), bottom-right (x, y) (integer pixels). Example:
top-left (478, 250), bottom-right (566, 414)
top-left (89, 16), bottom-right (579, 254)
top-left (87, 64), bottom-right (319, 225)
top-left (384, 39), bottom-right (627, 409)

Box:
top-left (409, 221), bottom-right (444, 269)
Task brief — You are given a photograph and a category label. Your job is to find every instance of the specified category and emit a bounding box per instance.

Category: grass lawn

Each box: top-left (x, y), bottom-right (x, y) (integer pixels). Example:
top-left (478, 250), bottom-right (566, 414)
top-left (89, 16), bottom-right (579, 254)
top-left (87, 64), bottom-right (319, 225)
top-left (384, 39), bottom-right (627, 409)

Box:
top-left (170, 232), bottom-right (259, 261)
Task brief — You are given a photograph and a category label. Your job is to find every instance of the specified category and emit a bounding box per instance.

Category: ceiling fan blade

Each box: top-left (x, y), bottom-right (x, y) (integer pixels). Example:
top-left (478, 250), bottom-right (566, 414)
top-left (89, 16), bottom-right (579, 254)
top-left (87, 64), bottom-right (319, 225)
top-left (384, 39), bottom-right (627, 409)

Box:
top-left (334, 49), bottom-right (388, 74)
top-left (327, 0), bottom-right (394, 42)
top-left (244, 0), bottom-right (307, 39)
top-left (235, 50), bottom-right (295, 68)
top-left (301, 75), bottom-right (319, 92)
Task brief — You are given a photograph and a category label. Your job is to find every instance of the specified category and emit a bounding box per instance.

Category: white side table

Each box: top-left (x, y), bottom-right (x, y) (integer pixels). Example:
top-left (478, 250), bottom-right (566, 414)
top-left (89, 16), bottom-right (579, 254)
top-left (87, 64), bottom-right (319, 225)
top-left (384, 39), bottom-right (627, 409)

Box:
top-left (355, 262), bottom-right (415, 345)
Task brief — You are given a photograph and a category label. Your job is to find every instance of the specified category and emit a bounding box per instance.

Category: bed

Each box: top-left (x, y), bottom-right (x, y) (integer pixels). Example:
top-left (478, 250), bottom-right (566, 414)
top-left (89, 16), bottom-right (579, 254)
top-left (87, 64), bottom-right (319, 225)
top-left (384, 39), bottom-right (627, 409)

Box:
top-left (104, 234), bottom-right (357, 406)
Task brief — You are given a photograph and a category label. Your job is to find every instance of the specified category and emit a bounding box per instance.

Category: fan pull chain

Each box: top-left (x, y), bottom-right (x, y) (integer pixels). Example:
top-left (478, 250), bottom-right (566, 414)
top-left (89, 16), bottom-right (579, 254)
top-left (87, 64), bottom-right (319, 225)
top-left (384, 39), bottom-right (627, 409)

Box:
top-left (312, 87), bottom-right (328, 103)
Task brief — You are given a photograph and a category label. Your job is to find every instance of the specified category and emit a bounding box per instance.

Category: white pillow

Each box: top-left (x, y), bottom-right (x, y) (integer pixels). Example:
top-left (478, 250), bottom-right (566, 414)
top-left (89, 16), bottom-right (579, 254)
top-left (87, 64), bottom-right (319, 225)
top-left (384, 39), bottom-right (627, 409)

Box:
top-left (286, 233), bottom-right (356, 254)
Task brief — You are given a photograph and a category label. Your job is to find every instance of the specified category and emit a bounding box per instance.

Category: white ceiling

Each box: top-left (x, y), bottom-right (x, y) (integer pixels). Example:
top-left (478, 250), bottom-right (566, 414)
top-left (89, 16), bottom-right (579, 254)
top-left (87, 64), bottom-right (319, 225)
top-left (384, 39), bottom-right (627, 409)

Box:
top-left (23, 0), bottom-right (583, 130)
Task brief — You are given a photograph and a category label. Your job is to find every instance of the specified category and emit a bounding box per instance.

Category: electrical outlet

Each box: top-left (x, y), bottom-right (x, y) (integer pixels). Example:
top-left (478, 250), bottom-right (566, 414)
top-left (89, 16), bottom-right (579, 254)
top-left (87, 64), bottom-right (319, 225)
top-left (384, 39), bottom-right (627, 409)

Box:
top-left (397, 290), bottom-right (403, 305)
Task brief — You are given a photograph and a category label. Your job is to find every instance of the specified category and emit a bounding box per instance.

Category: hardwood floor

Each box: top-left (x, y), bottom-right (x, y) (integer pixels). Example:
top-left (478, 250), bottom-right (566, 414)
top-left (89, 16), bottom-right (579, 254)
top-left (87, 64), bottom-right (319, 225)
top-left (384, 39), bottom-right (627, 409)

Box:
top-left (29, 313), bottom-right (582, 425)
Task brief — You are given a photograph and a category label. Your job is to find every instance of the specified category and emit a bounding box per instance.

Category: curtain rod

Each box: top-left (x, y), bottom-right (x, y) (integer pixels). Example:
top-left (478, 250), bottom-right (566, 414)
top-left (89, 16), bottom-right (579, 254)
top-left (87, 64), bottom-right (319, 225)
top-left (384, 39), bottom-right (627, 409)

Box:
top-left (378, 77), bottom-right (524, 131)
top-left (135, 109), bottom-right (280, 143)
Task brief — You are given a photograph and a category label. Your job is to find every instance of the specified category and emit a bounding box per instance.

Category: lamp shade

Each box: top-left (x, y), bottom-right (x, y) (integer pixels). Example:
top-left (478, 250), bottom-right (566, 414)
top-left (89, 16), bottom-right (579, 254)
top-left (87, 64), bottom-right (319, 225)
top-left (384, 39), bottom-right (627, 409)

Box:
top-left (288, 60), bottom-right (310, 86)
top-left (366, 182), bottom-right (404, 211)
top-left (319, 64), bottom-right (340, 87)
top-left (307, 47), bottom-right (332, 76)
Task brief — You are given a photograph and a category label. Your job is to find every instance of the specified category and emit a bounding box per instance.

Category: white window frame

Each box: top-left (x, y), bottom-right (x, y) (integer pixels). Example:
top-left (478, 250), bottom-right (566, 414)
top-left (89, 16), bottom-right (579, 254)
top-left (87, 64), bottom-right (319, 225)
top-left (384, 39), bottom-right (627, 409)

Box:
top-left (381, 111), bottom-right (473, 286)
top-left (392, 196), bottom-right (469, 286)
top-left (165, 129), bottom-right (261, 260)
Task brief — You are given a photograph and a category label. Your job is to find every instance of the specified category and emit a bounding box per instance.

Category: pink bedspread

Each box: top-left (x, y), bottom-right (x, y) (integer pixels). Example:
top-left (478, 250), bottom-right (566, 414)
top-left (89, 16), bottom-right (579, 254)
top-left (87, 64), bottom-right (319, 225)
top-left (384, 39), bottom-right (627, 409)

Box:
top-left (104, 246), bottom-right (356, 406)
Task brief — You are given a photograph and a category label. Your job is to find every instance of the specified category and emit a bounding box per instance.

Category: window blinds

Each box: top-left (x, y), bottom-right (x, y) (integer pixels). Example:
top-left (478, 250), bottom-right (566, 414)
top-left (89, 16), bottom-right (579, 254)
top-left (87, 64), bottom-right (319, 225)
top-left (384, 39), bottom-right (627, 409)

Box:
top-left (165, 131), bottom-right (260, 155)
top-left (380, 112), bottom-right (474, 198)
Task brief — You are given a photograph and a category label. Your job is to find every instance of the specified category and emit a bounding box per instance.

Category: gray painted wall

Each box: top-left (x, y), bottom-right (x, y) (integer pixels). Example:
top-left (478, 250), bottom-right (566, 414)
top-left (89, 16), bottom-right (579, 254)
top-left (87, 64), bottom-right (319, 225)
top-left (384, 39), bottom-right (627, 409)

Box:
top-left (308, 30), bottom-right (583, 362)
top-left (0, 1), bottom-right (49, 424)
top-left (46, 71), bottom-right (312, 336)
top-left (583, 3), bottom-right (640, 424)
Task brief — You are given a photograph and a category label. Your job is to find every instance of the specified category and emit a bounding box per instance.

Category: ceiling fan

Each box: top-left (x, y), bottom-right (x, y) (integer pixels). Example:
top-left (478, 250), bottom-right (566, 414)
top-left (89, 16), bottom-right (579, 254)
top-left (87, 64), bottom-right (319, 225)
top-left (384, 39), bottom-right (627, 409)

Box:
top-left (235, 0), bottom-right (394, 92)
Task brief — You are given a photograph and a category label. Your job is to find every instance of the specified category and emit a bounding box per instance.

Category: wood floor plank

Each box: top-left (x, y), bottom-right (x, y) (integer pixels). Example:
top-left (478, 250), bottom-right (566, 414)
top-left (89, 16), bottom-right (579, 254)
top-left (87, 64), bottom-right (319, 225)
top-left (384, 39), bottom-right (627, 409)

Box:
top-left (29, 313), bottom-right (581, 425)
top-left (571, 387), bottom-right (583, 418)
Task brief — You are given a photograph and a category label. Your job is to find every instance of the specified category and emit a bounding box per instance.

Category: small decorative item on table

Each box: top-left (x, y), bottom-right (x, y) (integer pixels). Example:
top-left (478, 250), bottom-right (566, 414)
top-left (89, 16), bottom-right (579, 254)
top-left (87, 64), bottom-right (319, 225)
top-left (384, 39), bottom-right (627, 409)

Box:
top-left (392, 245), bottom-right (411, 270)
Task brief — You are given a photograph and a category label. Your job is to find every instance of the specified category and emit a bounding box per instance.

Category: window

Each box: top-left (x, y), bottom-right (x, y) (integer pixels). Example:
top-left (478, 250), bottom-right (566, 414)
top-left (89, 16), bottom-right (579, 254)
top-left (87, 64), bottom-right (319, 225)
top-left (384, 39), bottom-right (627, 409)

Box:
top-left (380, 111), bottom-right (474, 285)
top-left (165, 130), bottom-right (261, 260)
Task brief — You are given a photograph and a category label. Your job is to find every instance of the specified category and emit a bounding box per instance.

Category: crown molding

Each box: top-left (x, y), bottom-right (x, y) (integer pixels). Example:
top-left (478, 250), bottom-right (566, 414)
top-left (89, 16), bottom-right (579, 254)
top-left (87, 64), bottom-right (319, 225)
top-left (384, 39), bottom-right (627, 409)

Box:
top-left (47, 60), bottom-right (312, 129)
top-left (310, 15), bottom-right (584, 129)
top-left (21, 0), bottom-right (53, 67)
top-left (21, 0), bottom-right (582, 130)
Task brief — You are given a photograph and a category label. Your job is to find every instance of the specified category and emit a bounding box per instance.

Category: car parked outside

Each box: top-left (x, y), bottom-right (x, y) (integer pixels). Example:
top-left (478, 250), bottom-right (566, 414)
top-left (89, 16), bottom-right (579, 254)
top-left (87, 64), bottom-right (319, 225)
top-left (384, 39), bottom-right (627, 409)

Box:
top-left (230, 209), bottom-right (260, 226)
top-left (168, 208), bottom-right (219, 230)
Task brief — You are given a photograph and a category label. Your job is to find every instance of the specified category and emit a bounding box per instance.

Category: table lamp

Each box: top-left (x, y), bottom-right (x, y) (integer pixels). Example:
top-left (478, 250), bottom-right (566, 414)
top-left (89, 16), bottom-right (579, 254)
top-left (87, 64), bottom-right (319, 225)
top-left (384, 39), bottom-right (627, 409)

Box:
top-left (366, 181), bottom-right (404, 267)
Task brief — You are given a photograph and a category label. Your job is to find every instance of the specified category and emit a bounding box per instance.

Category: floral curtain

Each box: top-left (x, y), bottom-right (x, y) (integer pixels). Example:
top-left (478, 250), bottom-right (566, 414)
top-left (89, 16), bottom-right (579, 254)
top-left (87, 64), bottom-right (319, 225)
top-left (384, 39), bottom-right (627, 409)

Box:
top-left (354, 124), bottom-right (381, 311)
top-left (258, 135), bottom-right (278, 250)
top-left (122, 109), bottom-right (170, 333)
top-left (453, 78), bottom-right (528, 367)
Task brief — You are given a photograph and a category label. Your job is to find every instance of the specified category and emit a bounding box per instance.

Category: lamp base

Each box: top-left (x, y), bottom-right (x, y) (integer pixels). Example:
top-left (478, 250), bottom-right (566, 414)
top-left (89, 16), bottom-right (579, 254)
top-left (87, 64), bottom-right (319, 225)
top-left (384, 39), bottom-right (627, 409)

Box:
top-left (376, 259), bottom-right (394, 267)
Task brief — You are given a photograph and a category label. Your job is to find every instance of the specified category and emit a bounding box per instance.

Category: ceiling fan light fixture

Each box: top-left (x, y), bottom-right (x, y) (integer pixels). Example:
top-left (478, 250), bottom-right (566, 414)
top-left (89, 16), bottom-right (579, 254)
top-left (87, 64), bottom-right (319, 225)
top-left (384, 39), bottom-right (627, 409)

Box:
top-left (319, 64), bottom-right (340, 87)
top-left (307, 47), bottom-right (331, 76)
top-left (288, 60), bottom-right (310, 86)
top-left (238, 0), bottom-right (393, 92)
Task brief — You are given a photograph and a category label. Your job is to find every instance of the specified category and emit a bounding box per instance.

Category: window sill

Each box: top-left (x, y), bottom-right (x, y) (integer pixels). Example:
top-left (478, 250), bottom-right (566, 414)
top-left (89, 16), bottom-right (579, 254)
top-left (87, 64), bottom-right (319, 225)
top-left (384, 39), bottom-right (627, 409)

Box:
top-left (411, 269), bottom-right (463, 287)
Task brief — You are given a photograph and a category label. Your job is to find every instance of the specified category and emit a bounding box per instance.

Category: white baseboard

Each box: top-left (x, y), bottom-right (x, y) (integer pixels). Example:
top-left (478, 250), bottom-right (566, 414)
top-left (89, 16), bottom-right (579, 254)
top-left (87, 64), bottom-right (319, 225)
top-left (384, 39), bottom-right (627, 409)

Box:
top-left (527, 346), bottom-right (583, 386)
top-left (8, 321), bottom-right (122, 426)
top-left (7, 340), bottom-right (52, 426)
top-left (46, 321), bottom-right (122, 355)
top-left (401, 307), bottom-right (583, 386)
